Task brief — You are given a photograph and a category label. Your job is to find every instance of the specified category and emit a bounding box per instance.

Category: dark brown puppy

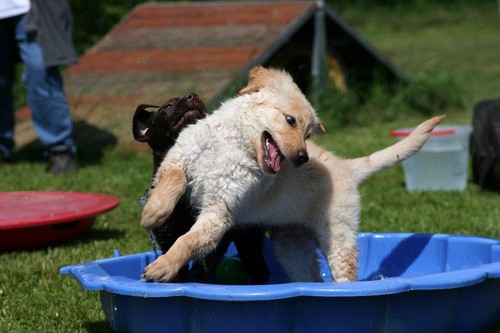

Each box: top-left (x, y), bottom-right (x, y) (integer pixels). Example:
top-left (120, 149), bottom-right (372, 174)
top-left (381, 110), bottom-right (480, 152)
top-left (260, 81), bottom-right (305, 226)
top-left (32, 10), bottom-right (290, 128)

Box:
top-left (133, 93), bottom-right (269, 284)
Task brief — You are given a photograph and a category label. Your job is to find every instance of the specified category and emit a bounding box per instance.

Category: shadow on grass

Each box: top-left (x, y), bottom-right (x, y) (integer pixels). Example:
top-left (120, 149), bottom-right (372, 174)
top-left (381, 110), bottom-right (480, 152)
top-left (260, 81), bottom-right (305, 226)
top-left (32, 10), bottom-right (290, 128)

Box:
top-left (82, 226), bottom-right (124, 241)
top-left (0, 225), bottom-right (124, 254)
top-left (84, 320), bottom-right (114, 333)
top-left (14, 120), bottom-right (117, 166)
top-left (60, 226), bottom-right (126, 249)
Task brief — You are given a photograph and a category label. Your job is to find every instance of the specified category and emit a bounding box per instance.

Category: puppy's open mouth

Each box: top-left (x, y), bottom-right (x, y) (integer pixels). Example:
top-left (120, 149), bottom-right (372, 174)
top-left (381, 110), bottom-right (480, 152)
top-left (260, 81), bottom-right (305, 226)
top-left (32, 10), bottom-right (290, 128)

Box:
top-left (262, 131), bottom-right (285, 174)
top-left (173, 110), bottom-right (205, 131)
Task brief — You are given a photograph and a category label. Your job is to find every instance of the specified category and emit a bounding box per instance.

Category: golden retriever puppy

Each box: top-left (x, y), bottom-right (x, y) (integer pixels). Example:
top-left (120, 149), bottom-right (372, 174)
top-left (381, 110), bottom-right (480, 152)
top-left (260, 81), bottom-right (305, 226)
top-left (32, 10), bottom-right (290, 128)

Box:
top-left (140, 66), bottom-right (444, 283)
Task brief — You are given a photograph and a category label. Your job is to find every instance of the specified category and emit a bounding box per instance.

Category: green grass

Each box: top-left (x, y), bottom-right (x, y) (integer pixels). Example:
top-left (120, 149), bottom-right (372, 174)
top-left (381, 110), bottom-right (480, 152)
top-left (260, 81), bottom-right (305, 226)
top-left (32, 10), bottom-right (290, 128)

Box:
top-left (1, 1), bottom-right (500, 331)
top-left (0, 147), bottom-right (151, 332)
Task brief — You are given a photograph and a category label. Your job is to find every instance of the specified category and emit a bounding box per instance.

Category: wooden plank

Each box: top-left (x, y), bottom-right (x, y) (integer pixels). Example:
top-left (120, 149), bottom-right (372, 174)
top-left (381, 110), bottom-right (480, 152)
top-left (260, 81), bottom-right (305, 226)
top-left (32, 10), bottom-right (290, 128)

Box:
top-left (69, 46), bottom-right (265, 73)
top-left (118, 3), bottom-right (312, 29)
top-left (93, 25), bottom-right (285, 51)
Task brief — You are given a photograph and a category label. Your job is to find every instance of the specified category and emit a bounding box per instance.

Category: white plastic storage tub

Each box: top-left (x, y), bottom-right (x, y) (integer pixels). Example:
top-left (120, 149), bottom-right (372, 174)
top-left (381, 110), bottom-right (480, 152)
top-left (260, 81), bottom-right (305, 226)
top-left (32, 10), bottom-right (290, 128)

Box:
top-left (390, 125), bottom-right (472, 191)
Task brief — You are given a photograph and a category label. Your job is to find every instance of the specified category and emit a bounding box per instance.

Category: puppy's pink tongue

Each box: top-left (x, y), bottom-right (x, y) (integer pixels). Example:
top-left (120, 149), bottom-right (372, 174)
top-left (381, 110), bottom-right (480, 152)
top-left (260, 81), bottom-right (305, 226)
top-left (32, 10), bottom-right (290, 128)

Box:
top-left (269, 142), bottom-right (282, 172)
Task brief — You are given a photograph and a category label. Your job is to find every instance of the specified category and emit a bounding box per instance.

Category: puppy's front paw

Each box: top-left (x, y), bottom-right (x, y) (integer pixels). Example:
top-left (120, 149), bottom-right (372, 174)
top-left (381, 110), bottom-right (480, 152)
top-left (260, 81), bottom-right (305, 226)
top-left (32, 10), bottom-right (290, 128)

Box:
top-left (142, 256), bottom-right (178, 283)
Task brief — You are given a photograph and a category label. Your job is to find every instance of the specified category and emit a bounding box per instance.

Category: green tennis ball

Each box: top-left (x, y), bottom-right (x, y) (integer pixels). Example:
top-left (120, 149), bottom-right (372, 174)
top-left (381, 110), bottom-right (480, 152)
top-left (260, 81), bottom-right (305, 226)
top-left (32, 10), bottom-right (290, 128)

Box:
top-left (215, 258), bottom-right (248, 285)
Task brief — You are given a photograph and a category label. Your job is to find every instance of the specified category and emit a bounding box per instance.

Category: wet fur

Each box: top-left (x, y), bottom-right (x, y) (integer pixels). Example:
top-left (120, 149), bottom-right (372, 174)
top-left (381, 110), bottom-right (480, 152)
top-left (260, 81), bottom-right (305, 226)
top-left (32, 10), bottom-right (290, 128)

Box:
top-left (140, 66), bottom-right (445, 283)
top-left (133, 94), bottom-right (269, 283)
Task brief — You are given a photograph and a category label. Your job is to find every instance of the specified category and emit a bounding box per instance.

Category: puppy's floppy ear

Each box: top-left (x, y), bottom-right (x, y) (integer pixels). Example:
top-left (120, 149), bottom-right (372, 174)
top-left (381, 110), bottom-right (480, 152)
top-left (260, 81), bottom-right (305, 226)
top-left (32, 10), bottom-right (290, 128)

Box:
top-left (239, 66), bottom-right (267, 95)
top-left (132, 104), bottom-right (158, 142)
top-left (312, 117), bottom-right (326, 135)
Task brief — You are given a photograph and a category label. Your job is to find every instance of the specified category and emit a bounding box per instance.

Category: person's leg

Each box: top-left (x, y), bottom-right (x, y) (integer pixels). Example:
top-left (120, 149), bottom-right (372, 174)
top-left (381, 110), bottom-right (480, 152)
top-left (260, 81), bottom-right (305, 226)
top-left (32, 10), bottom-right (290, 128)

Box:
top-left (16, 16), bottom-right (76, 152)
top-left (15, 15), bottom-right (76, 173)
top-left (0, 16), bottom-right (17, 162)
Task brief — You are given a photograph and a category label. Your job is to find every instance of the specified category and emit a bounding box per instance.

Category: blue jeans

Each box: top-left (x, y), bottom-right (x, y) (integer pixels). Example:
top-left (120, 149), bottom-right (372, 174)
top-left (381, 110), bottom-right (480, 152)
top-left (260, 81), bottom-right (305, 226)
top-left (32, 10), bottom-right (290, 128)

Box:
top-left (0, 14), bottom-right (75, 159)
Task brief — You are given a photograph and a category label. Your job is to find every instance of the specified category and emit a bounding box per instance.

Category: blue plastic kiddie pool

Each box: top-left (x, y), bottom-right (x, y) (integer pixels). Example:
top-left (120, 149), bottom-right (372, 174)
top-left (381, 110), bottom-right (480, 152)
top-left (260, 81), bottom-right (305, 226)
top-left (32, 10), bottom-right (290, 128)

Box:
top-left (60, 233), bottom-right (500, 332)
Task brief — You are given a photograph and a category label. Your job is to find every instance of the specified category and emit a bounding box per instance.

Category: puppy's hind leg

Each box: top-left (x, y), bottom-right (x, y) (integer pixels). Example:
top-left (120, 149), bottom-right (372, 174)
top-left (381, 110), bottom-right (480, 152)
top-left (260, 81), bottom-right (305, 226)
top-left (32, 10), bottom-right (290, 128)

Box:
top-left (272, 227), bottom-right (322, 282)
top-left (317, 221), bottom-right (358, 283)
top-left (141, 164), bottom-right (187, 230)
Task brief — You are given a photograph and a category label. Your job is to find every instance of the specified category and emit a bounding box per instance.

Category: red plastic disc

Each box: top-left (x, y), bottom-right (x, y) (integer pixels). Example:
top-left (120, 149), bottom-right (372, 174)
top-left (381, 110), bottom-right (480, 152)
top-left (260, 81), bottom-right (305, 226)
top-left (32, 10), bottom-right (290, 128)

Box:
top-left (0, 191), bottom-right (119, 250)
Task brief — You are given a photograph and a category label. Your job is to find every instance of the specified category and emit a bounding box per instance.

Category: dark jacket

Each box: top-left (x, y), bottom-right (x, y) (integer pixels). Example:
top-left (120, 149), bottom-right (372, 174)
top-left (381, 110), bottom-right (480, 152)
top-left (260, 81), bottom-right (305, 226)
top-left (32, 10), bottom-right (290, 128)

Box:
top-left (24, 0), bottom-right (78, 67)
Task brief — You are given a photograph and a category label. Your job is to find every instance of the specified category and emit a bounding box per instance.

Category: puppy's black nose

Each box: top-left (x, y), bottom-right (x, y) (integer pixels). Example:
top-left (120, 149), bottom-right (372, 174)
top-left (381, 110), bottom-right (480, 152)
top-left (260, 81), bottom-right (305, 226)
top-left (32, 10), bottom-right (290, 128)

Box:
top-left (186, 93), bottom-right (199, 101)
top-left (294, 149), bottom-right (309, 166)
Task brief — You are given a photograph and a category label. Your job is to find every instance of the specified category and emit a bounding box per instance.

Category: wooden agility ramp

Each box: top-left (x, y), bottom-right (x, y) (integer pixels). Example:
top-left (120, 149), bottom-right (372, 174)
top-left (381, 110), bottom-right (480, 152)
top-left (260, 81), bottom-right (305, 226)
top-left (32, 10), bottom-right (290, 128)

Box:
top-left (64, 1), bottom-right (403, 111)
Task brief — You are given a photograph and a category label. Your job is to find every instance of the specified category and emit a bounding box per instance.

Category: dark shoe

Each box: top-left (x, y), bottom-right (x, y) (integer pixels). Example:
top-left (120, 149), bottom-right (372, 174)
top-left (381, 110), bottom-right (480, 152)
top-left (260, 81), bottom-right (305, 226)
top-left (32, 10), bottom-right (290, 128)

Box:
top-left (0, 150), bottom-right (12, 165)
top-left (48, 145), bottom-right (75, 175)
